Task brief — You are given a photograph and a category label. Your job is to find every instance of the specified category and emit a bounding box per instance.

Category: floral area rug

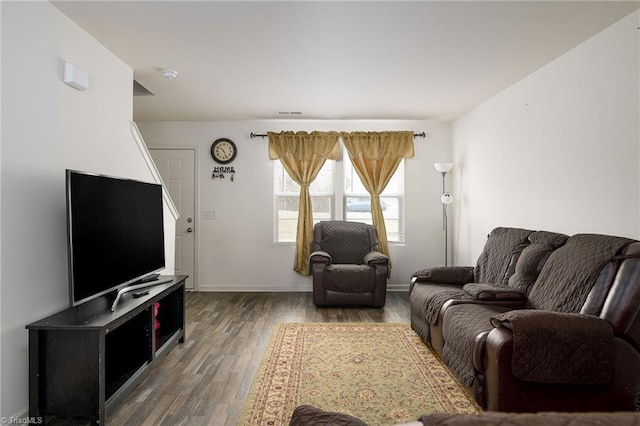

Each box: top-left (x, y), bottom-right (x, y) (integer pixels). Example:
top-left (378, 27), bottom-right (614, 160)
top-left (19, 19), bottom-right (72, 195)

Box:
top-left (238, 323), bottom-right (480, 426)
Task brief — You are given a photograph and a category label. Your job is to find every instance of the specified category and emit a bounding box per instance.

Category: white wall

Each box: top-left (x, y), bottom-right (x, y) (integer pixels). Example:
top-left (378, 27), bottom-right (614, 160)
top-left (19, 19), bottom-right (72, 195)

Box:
top-left (0, 1), bottom-right (3, 418)
top-left (451, 10), bottom-right (640, 266)
top-left (1, 2), bottom-right (174, 417)
top-left (137, 120), bottom-right (452, 291)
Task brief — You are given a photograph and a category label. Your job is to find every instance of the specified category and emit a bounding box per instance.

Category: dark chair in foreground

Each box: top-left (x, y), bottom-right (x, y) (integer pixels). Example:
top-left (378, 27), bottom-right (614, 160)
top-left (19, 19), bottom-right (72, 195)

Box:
top-left (289, 405), bottom-right (640, 426)
top-left (309, 221), bottom-right (389, 307)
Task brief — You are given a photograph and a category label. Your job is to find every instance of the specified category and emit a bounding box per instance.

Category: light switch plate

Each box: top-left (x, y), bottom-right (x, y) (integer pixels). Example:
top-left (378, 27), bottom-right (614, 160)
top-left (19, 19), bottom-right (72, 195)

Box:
top-left (203, 210), bottom-right (217, 220)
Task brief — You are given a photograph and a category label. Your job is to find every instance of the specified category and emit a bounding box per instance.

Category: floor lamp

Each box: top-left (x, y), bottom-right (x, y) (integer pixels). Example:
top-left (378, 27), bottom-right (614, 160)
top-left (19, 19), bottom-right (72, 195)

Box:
top-left (434, 163), bottom-right (453, 266)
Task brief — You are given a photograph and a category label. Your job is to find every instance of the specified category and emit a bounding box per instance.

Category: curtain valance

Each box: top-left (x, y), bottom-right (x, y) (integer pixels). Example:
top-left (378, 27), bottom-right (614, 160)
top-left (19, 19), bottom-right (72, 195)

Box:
top-left (339, 131), bottom-right (415, 160)
top-left (267, 131), bottom-right (340, 161)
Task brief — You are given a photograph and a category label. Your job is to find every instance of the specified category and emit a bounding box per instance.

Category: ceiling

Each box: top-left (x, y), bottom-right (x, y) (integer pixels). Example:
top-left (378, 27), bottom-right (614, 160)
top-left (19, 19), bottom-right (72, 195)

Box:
top-left (52, 1), bottom-right (639, 122)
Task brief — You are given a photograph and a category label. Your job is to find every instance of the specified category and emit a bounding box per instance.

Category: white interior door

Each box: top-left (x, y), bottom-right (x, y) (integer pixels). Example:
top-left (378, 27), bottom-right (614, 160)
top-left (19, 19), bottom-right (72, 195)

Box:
top-left (150, 149), bottom-right (196, 290)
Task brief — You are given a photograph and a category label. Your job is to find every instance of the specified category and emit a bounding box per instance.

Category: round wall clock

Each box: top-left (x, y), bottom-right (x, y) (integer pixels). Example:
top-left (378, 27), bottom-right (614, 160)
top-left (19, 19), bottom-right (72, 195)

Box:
top-left (210, 138), bottom-right (237, 164)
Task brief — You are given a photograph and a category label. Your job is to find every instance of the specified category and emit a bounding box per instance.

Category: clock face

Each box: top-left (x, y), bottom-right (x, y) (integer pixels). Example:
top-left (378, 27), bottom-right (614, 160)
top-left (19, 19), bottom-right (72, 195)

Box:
top-left (211, 138), bottom-right (237, 164)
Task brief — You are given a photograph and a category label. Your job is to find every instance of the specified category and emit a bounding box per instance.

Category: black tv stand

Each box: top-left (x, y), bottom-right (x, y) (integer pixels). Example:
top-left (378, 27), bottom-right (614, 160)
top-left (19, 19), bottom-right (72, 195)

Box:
top-left (26, 275), bottom-right (187, 425)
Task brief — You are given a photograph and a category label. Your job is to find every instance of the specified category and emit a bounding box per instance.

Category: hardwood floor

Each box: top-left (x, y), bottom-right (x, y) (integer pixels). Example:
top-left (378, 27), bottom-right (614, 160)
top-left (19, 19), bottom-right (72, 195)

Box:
top-left (107, 291), bottom-right (411, 426)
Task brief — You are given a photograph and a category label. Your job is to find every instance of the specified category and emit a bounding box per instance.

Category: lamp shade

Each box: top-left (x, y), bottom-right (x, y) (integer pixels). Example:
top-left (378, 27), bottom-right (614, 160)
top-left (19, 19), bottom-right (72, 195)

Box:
top-left (434, 162), bottom-right (454, 173)
top-left (441, 192), bottom-right (453, 204)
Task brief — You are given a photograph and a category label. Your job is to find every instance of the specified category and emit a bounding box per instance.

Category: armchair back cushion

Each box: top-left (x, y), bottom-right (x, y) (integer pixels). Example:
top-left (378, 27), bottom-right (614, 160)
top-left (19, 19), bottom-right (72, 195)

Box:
top-left (312, 221), bottom-right (377, 264)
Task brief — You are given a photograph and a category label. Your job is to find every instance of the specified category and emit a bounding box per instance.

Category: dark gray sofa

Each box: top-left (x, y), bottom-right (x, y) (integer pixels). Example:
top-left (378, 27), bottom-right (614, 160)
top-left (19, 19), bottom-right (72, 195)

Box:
top-left (410, 227), bottom-right (640, 412)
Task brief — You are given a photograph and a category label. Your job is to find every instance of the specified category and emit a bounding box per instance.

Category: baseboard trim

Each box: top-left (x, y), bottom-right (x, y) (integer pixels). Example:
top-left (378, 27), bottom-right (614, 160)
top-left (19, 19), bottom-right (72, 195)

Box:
top-left (387, 283), bottom-right (410, 292)
top-left (195, 283), bottom-right (410, 292)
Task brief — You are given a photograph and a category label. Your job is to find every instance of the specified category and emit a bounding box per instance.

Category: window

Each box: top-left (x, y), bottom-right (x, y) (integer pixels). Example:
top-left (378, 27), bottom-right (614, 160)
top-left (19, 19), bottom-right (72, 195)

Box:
top-left (274, 151), bottom-right (404, 243)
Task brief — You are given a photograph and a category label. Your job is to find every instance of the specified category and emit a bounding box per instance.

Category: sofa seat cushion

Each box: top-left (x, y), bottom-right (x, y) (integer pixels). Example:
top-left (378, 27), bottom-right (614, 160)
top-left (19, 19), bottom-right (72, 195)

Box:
top-left (323, 264), bottom-right (376, 293)
top-left (442, 303), bottom-right (512, 386)
top-left (410, 283), bottom-right (468, 345)
top-left (410, 283), bottom-right (467, 339)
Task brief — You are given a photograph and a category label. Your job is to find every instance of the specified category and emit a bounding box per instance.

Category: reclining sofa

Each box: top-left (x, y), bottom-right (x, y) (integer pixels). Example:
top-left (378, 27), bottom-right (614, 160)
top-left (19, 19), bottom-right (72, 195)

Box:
top-left (410, 227), bottom-right (640, 412)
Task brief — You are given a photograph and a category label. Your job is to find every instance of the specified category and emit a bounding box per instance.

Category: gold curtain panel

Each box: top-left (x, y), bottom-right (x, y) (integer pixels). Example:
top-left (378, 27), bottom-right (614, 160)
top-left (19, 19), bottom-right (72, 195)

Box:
top-left (268, 131), bottom-right (341, 275)
top-left (341, 131), bottom-right (415, 258)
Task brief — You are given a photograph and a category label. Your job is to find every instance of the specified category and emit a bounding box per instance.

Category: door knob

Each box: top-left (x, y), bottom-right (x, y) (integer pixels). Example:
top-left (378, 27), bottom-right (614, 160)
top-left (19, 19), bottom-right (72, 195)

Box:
top-left (187, 227), bottom-right (193, 233)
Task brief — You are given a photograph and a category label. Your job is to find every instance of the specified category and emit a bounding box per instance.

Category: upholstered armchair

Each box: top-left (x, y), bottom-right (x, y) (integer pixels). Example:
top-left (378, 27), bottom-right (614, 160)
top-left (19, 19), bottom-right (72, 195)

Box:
top-left (309, 221), bottom-right (389, 307)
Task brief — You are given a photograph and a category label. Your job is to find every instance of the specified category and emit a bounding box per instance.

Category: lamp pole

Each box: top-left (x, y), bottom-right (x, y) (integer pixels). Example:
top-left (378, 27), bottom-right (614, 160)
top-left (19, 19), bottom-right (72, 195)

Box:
top-left (442, 172), bottom-right (448, 266)
top-left (434, 163), bottom-right (454, 266)
top-left (440, 172), bottom-right (446, 231)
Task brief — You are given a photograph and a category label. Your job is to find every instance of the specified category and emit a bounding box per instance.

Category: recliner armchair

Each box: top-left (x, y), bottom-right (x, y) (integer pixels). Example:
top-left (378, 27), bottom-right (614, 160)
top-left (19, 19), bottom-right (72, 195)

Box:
top-left (309, 221), bottom-right (389, 307)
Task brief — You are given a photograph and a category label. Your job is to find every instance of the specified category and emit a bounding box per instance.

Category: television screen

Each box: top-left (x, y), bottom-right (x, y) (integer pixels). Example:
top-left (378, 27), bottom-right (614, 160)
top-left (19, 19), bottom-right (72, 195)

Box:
top-left (66, 170), bottom-right (165, 306)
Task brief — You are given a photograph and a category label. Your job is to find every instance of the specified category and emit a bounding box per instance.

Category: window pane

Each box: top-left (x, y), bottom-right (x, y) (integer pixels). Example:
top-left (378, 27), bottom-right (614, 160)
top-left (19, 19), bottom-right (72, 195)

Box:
top-left (311, 163), bottom-right (334, 194)
top-left (381, 196), bottom-right (401, 242)
top-left (344, 165), bottom-right (367, 194)
top-left (313, 196), bottom-right (333, 221)
top-left (384, 163), bottom-right (403, 194)
top-left (274, 165), bottom-right (297, 194)
top-left (276, 196), bottom-right (299, 242)
top-left (345, 196), bottom-right (401, 241)
top-left (345, 196), bottom-right (374, 225)
top-left (276, 195), bottom-right (333, 242)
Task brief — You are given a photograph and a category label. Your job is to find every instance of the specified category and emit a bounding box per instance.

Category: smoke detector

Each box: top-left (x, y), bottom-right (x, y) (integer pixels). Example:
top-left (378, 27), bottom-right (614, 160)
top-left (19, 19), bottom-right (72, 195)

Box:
top-left (161, 69), bottom-right (178, 80)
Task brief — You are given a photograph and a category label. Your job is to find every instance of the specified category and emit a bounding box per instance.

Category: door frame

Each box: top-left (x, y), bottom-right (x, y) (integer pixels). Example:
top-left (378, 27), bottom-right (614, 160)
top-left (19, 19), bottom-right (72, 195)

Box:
top-left (149, 146), bottom-right (199, 291)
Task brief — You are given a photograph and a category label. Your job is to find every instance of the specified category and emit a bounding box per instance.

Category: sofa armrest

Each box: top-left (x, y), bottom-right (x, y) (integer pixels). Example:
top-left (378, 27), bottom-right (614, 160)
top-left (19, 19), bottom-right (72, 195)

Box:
top-left (309, 250), bottom-right (331, 265)
top-left (479, 318), bottom-right (639, 412)
top-left (411, 266), bottom-right (474, 285)
top-left (489, 310), bottom-right (613, 385)
top-left (473, 331), bottom-right (491, 377)
top-left (463, 283), bottom-right (526, 301)
top-left (364, 251), bottom-right (389, 266)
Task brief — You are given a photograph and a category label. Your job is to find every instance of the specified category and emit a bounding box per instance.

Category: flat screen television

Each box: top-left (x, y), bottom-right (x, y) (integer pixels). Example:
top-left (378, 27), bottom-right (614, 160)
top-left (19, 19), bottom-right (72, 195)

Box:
top-left (66, 170), bottom-right (165, 306)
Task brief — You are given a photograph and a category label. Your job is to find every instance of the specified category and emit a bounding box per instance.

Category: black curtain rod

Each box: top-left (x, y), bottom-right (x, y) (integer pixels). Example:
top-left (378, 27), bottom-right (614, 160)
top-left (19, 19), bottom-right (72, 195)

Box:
top-left (250, 132), bottom-right (426, 139)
